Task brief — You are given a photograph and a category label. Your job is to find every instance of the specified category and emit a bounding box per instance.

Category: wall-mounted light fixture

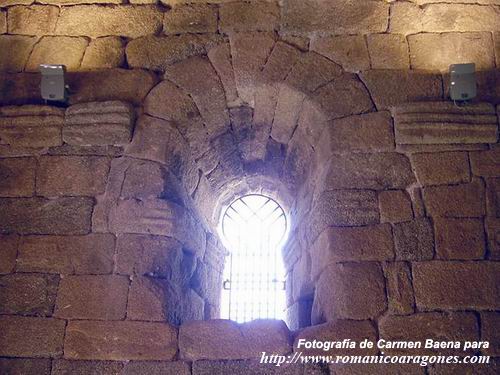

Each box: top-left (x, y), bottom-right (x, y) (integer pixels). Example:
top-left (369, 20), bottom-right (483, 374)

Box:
top-left (449, 63), bottom-right (476, 102)
top-left (40, 64), bottom-right (68, 103)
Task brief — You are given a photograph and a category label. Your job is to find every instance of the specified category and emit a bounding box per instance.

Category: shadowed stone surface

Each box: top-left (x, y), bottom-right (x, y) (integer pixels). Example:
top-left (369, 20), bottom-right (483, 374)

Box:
top-left (65, 320), bottom-right (178, 360)
top-left (179, 319), bottom-right (291, 360)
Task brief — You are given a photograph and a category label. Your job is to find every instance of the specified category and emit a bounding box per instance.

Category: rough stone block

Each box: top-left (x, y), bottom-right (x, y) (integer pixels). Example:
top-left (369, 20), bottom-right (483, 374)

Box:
top-left (322, 111), bottom-right (394, 154)
top-left (367, 34), bottom-right (410, 69)
top-left (0, 11), bottom-right (6, 34)
top-left (179, 319), bottom-right (291, 360)
top-left (122, 361), bottom-right (191, 375)
top-left (108, 198), bottom-right (205, 255)
top-left (310, 35), bottom-right (370, 72)
top-left (220, 1), bottom-right (280, 33)
top-left (80, 37), bottom-right (124, 70)
top-left (282, 0), bottom-right (389, 34)
top-left (428, 360), bottom-right (499, 375)
top-left (0, 197), bottom-right (93, 235)
top-left (67, 69), bottom-right (157, 105)
top-left (485, 218), bottom-right (500, 260)
top-left (313, 263), bottom-right (386, 322)
top-left (411, 151), bottom-right (470, 186)
top-left (0, 157), bottom-right (35, 197)
top-left (37, 156), bottom-right (110, 197)
top-left (423, 178), bottom-right (485, 217)
top-left (384, 261), bottom-right (415, 315)
top-left (26, 36), bottom-right (88, 72)
top-left (378, 190), bottom-right (413, 223)
top-left (360, 70), bottom-right (443, 110)
top-left (481, 312), bottom-right (500, 356)
top-left (65, 320), bottom-right (178, 360)
top-left (470, 147), bottom-right (500, 177)
top-left (0, 316), bottom-right (65, 357)
top-left (0, 273), bottom-right (58, 316)
top-left (7, 5), bottom-right (58, 35)
top-left (124, 115), bottom-right (187, 170)
top-left (0, 35), bottom-right (36, 72)
top-left (116, 234), bottom-right (183, 277)
top-left (391, 2), bottom-right (500, 35)
top-left (17, 234), bottom-right (115, 274)
top-left (393, 102), bottom-right (498, 145)
top-left (64, 101), bottom-right (135, 146)
top-left (127, 276), bottom-right (169, 321)
top-left (0, 234), bottom-right (18, 274)
top-left (0, 358), bottom-right (51, 375)
top-left (55, 275), bottom-right (129, 320)
top-left (434, 218), bottom-right (485, 259)
top-left (55, 5), bottom-right (162, 38)
top-left (310, 225), bottom-right (393, 279)
top-left (413, 261), bottom-right (500, 310)
top-left (126, 34), bottom-right (223, 71)
top-left (286, 299), bottom-right (312, 331)
top-left (0, 105), bottom-right (63, 147)
top-left (51, 360), bottom-right (124, 375)
top-left (164, 4), bottom-right (218, 34)
top-left (325, 153), bottom-right (415, 190)
top-left (379, 312), bottom-right (479, 355)
top-left (393, 218), bottom-right (434, 261)
top-left (408, 32), bottom-right (495, 72)
top-left (486, 178), bottom-right (500, 218)
top-left (294, 320), bottom-right (377, 356)
top-left (309, 190), bottom-right (379, 241)
top-left (192, 360), bottom-right (304, 375)
top-left (330, 363), bottom-right (425, 375)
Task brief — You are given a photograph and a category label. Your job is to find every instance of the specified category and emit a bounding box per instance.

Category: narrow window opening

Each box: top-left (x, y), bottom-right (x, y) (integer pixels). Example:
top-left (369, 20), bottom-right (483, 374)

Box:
top-left (220, 194), bottom-right (288, 323)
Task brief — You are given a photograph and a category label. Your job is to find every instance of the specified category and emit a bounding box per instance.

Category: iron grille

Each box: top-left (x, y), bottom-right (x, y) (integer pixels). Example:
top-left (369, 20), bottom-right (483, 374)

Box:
top-left (221, 194), bottom-right (287, 323)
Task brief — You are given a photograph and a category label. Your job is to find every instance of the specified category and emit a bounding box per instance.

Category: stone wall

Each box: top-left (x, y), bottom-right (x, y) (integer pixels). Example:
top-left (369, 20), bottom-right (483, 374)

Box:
top-left (0, 0), bottom-right (499, 374)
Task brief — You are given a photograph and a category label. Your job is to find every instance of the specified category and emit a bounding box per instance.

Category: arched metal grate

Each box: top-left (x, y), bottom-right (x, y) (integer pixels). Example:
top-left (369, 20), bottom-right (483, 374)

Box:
top-left (221, 194), bottom-right (287, 323)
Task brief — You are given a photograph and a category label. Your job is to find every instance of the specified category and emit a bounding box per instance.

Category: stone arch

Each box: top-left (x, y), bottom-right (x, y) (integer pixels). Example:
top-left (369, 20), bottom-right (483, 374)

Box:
top-left (91, 37), bottom-right (378, 325)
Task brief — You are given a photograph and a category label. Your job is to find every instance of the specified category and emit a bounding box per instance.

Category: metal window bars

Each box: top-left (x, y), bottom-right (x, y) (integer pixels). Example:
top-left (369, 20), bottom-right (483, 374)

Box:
top-left (221, 194), bottom-right (287, 323)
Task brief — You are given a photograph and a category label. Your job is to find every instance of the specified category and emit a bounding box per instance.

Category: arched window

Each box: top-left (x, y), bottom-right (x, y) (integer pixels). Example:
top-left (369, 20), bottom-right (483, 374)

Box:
top-left (220, 194), bottom-right (288, 323)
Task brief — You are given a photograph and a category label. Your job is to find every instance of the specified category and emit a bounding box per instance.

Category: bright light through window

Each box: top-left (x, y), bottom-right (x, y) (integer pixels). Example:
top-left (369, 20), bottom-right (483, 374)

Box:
top-left (220, 194), bottom-right (288, 323)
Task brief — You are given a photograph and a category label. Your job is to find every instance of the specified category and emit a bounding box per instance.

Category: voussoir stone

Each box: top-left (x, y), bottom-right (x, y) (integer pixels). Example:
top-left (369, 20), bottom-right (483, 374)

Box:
top-left (179, 319), bottom-right (291, 360)
top-left (55, 5), bottom-right (162, 38)
top-left (310, 35), bottom-right (370, 72)
top-left (64, 101), bottom-right (135, 146)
